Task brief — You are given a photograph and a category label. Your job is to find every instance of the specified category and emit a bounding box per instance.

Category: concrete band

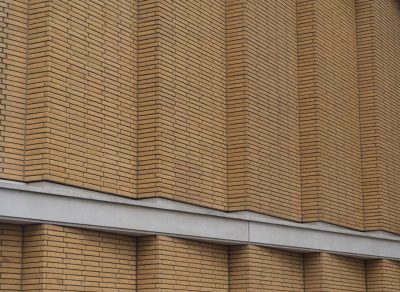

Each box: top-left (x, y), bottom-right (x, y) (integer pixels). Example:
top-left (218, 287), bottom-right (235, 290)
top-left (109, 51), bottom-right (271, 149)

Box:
top-left (0, 179), bottom-right (399, 260)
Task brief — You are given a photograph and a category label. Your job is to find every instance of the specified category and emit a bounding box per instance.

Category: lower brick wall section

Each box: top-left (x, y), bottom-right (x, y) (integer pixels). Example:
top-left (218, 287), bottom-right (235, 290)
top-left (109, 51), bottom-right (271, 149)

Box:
top-left (2, 223), bottom-right (400, 291)
top-left (137, 235), bottom-right (229, 291)
top-left (230, 245), bottom-right (304, 291)
top-left (22, 224), bottom-right (136, 291)
top-left (304, 253), bottom-right (367, 291)
top-left (0, 224), bottom-right (22, 291)
top-left (367, 259), bottom-right (400, 291)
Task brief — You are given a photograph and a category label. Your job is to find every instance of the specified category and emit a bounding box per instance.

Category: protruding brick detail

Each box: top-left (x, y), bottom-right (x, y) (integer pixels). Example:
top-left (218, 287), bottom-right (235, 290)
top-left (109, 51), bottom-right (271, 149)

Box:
top-left (137, 0), bottom-right (227, 209)
top-left (24, 0), bottom-right (137, 197)
top-left (356, 0), bottom-right (400, 234)
top-left (230, 245), bottom-right (304, 291)
top-left (0, 0), bottom-right (28, 181)
top-left (366, 259), bottom-right (400, 291)
top-left (226, 0), bottom-right (301, 221)
top-left (22, 224), bottom-right (136, 291)
top-left (137, 235), bottom-right (229, 291)
top-left (0, 224), bottom-right (22, 291)
top-left (304, 253), bottom-right (367, 291)
top-left (297, 0), bottom-right (363, 230)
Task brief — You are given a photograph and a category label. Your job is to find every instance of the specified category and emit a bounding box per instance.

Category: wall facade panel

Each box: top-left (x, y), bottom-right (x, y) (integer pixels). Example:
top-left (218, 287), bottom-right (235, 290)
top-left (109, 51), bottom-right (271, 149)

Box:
top-left (298, 0), bottom-right (363, 229)
top-left (137, 235), bottom-right (229, 291)
top-left (230, 245), bottom-right (304, 291)
top-left (304, 253), bottom-right (367, 291)
top-left (0, 224), bottom-right (22, 291)
top-left (137, 0), bottom-right (228, 209)
top-left (226, 0), bottom-right (301, 220)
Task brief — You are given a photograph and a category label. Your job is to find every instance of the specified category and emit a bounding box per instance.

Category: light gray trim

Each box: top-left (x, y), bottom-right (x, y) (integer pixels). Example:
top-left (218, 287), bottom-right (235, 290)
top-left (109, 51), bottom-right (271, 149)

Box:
top-left (0, 180), bottom-right (399, 260)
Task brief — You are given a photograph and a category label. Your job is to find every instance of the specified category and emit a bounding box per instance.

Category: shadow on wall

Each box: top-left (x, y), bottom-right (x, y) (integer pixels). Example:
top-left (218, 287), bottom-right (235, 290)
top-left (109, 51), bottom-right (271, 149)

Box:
top-left (396, 0), bottom-right (400, 10)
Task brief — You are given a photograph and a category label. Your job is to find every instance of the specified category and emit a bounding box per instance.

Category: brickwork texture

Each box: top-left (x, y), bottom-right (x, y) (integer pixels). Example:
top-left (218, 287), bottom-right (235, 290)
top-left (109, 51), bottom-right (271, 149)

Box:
top-left (0, 0), bottom-right (400, 234)
top-left (1, 0), bottom-right (400, 289)
top-left (2, 223), bottom-right (400, 291)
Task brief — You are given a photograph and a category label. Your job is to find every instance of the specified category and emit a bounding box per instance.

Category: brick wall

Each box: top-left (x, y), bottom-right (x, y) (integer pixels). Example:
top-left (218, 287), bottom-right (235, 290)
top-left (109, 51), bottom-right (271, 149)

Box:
top-left (0, 0), bottom-right (28, 181)
top-left (0, 224), bottom-right (22, 291)
top-left (137, 235), bottom-right (229, 291)
top-left (367, 259), bottom-right (400, 291)
top-left (25, 0), bottom-right (137, 197)
top-left (1, 0), bottom-right (400, 235)
top-left (230, 245), bottom-right (304, 291)
top-left (226, 0), bottom-right (301, 221)
top-left (137, 0), bottom-right (227, 209)
top-left (304, 253), bottom-right (366, 291)
top-left (298, 0), bottom-right (363, 230)
top-left (356, 0), bottom-right (400, 234)
top-left (2, 223), bottom-right (400, 291)
top-left (22, 224), bottom-right (136, 291)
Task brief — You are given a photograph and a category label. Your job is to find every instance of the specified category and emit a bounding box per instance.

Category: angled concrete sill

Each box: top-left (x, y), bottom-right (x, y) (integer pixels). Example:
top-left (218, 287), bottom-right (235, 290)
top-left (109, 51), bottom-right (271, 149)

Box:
top-left (0, 179), bottom-right (399, 260)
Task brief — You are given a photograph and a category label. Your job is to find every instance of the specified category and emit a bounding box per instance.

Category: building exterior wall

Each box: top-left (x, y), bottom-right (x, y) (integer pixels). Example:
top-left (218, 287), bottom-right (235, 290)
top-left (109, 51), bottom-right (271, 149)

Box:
top-left (1, 223), bottom-right (400, 291)
top-left (0, 0), bottom-right (400, 290)
top-left (137, 235), bottom-right (229, 291)
top-left (356, 0), bottom-right (400, 234)
top-left (22, 224), bottom-right (136, 291)
top-left (0, 224), bottom-right (22, 291)
top-left (24, 0), bottom-right (137, 197)
top-left (297, 0), bottom-right (363, 230)
top-left (137, 0), bottom-right (228, 209)
top-left (0, 0), bottom-right (28, 181)
top-left (304, 253), bottom-right (367, 291)
top-left (230, 245), bottom-right (304, 291)
top-left (366, 259), bottom-right (400, 291)
top-left (226, 0), bottom-right (301, 221)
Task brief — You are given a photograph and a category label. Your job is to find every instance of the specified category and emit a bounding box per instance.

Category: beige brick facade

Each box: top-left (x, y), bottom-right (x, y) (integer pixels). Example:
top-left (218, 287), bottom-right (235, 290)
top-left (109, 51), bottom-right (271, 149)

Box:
top-left (22, 224), bottom-right (136, 291)
top-left (226, 0), bottom-right (301, 221)
top-left (0, 224), bottom-right (22, 291)
top-left (1, 224), bottom-right (400, 291)
top-left (304, 253), bottom-right (367, 291)
top-left (367, 259), bottom-right (400, 291)
top-left (230, 245), bottom-right (304, 291)
top-left (356, 0), bottom-right (400, 234)
top-left (1, 0), bottom-right (400, 289)
top-left (25, 0), bottom-right (137, 197)
top-left (0, 0), bottom-right (399, 233)
top-left (298, 0), bottom-right (363, 230)
top-left (137, 235), bottom-right (228, 291)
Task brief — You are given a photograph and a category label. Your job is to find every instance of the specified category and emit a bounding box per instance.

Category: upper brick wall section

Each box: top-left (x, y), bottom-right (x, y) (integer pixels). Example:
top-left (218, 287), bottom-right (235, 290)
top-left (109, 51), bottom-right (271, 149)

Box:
top-left (356, 0), bottom-right (400, 234)
top-left (226, 0), bottom-right (301, 221)
top-left (0, 0), bottom-right (28, 181)
top-left (24, 0), bottom-right (137, 196)
top-left (298, 0), bottom-right (364, 230)
top-left (137, 0), bottom-right (227, 209)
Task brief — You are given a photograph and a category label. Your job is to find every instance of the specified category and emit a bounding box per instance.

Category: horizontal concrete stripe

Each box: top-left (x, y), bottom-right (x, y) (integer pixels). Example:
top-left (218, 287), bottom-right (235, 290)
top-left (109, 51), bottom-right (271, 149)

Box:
top-left (0, 179), bottom-right (399, 260)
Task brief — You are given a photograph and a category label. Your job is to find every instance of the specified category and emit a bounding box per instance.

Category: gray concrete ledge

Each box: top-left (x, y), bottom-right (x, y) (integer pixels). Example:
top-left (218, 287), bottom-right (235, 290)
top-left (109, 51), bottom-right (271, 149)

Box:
top-left (0, 179), bottom-right (399, 260)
